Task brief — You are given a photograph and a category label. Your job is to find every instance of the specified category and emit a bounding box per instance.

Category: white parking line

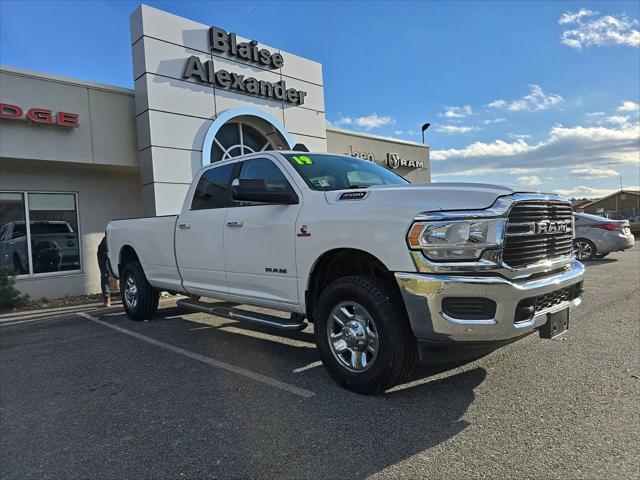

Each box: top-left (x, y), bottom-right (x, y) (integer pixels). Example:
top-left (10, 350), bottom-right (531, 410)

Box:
top-left (77, 312), bottom-right (315, 399)
top-left (293, 361), bottom-right (323, 373)
top-left (189, 325), bottom-right (214, 331)
top-left (217, 325), bottom-right (315, 349)
top-left (0, 312), bottom-right (83, 327)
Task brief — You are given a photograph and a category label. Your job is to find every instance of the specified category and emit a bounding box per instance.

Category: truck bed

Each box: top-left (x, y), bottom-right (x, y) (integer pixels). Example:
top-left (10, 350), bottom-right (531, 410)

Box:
top-left (106, 215), bottom-right (183, 292)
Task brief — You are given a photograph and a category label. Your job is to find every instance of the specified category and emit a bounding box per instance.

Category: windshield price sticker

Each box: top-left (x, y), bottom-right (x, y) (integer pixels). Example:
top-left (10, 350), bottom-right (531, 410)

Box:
top-left (292, 155), bottom-right (313, 165)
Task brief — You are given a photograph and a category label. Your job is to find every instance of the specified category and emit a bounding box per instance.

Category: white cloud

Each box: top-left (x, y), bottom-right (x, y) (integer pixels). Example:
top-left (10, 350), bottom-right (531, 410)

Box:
top-left (483, 118), bottom-right (507, 125)
top-left (559, 8), bottom-right (598, 25)
top-left (516, 175), bottom-right (542, 186)
top-left (333, 117), bottom-right (353, 127)
top-left (435, 125), bottom-right (480, 134)
top-left (430, 121), bottom-right (640, 177)
top-left (440, 105), bottom-right (473, 118)
top-left (393, 130), bottom-right (404, 135)
top-left (586, 111), bottom-right (605, 117)
top-left (508, 133), bottom-right (532, 140)
top-left (432, 139), bottom-right (532, 163)
top-left (553, 185), bottom-right (619, 198)
top-left (487, 84), bottom-right (564, 112)
top-left (332, 113), bottom-right (395, 130)
top-left (603, 115), bottom-right (630, 126)
top-left (618, 100), bottom-right (640, 112)
top-left (487, 99), bottom-right (508, 109)
top-left (571, 168), bottom-right (619, 179)
top-left (559, 10), bottom-right (640, 50)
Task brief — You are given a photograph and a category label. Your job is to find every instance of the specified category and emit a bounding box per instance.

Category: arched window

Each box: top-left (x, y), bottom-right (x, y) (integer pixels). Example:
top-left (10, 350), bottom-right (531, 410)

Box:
top-left (211, 121), bottom-right (280, 163)
top-left (202, 108), bottom-right (294, 166)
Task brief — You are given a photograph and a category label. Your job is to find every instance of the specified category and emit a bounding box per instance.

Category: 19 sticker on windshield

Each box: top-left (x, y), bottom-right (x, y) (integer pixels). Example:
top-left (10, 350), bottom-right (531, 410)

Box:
top-left (292, 155), bottom-right (313, 165)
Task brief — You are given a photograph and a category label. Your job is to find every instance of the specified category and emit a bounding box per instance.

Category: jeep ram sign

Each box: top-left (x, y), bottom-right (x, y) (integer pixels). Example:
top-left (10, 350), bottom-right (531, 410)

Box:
top-left (183, 27), bottom-right (308, 105)
top-left (386, 153), bottom-right (424, 170)
top-left (347, 147), bottom-right (424, 170)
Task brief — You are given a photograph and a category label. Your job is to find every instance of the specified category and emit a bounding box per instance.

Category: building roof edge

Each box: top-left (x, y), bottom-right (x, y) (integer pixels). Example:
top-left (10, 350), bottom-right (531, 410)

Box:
top-left (0, 65), bottom-right (134, 96)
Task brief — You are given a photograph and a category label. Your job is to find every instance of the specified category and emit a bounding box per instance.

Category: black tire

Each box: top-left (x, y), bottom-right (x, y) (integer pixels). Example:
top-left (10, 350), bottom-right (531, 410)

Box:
top-left (314, 275), bottom-right (417, 395)
top-left (595, 253), bottom-right (609, 259)
top-left (120, 261), bottom-right (159, 321)
top-left (574, 238), bottom-right (596, 261)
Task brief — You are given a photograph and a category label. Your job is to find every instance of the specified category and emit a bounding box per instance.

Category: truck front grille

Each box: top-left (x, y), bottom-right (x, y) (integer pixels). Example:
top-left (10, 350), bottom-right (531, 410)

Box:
top-left (503, 200), bottom-right (574, 268)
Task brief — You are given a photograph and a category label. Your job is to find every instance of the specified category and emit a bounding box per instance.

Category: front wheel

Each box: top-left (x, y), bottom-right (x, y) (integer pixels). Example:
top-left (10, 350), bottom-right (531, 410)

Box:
top-left (120, 261), bottom-right (159, 321)
top-left (314, 275), bottom-right (416, 395)
top-left (574, 239), bottom-right (596, 261)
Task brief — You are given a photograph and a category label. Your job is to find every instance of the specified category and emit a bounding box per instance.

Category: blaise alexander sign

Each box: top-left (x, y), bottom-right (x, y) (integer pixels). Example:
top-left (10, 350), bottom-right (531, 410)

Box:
top-left (183, 27), bottom-right (308, 106)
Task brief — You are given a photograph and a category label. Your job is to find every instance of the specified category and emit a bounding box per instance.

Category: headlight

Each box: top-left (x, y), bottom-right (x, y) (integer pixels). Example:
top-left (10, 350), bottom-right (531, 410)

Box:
top-left (407, 219), bottom-right (506, 261)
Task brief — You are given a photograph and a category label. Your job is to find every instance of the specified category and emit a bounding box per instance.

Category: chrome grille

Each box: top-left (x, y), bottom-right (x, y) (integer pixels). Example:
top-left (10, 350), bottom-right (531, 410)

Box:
top-left (504, 201), bottom-right (573, 268)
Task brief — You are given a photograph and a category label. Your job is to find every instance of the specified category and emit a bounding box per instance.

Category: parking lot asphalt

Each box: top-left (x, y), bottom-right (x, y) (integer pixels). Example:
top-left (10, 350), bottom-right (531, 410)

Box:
top-left (1, 245), bottom-right (639, 480)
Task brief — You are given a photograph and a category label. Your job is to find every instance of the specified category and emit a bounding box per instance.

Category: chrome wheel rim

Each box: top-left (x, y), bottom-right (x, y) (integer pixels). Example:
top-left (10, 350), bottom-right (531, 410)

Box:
top-left (327, 301), bottom-right (379, 373)
top-left (124, 275), bottom-right (138, 310)
top-left (574, 241), bottom-right (593, 260)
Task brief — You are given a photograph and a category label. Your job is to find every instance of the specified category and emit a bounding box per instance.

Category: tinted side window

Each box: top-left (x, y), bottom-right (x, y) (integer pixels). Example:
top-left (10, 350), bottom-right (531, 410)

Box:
top-left (191, 164), bottom-right (235, 210)
top-left (239, 158), bottom-right (292, 193)
top-left (12, 223), bottom-right (26, 238)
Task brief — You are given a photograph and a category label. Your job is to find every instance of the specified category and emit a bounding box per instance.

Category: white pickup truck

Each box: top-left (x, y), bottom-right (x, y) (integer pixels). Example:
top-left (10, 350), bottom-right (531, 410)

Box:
top-left (107, 152), bottom-right (584, 394)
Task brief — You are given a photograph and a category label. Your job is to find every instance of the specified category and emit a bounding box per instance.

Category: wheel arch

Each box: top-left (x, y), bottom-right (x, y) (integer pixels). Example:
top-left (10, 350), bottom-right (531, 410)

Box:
top-left (118, 245), bottom-right (140, 276)
top-left (305, 248), bottom-right (404, 322)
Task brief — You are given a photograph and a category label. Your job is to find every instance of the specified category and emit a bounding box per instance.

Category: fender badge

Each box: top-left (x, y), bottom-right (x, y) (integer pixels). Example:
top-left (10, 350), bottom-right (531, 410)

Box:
top-left (297, 225), bottom-right (311, 237)
top-left (338, 191), bottom-right (368, 201)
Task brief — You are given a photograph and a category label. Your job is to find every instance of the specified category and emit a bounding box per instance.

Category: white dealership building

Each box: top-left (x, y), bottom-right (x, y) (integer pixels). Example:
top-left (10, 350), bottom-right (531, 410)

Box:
top-left (0, 5), bottom-right (430, 300)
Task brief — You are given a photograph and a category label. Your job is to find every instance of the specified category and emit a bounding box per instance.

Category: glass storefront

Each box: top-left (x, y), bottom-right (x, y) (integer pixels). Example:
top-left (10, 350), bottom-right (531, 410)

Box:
top-left (0, 192), bottom-right (81, 276)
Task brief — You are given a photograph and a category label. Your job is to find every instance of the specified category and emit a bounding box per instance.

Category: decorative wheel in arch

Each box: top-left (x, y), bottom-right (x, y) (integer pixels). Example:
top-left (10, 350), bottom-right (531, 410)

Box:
top-left (210, 121), bottom-right (280, 163)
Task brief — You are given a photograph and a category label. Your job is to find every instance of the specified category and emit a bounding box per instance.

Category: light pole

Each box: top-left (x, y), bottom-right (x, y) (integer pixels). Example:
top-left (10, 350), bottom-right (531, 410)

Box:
top-left (421, 123), bottom-right (431, 144)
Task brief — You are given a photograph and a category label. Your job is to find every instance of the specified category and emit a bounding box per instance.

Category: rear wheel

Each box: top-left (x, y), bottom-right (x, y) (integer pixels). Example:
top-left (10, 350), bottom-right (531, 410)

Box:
top-left (121, 261), bottom-right (159, 321)
top-left (574, 239), bottom-right (596, 261)
top-left (314, 275), bottom-right (416, 395)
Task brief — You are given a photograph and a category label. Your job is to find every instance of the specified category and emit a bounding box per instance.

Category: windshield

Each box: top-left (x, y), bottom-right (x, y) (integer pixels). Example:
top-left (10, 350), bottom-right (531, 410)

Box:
top-left (282, 153), bottom-right (409, 191)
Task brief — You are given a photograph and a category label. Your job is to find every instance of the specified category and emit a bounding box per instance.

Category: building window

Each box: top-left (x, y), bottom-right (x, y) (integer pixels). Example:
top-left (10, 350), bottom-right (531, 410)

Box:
top-left (0, 192), bottom-right (81, 277)
top-left (211, 121), bottom-right (279, 163)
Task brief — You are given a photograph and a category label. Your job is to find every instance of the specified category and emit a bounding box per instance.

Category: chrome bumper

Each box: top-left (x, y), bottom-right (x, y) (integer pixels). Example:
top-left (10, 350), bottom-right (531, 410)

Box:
top-left (395, 260), bottom-right (584, 343)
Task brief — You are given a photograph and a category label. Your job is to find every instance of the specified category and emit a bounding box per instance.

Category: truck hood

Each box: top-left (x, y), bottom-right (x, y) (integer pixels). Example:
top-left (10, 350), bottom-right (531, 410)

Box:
top-left (324, 182), bottom-right (521, 213)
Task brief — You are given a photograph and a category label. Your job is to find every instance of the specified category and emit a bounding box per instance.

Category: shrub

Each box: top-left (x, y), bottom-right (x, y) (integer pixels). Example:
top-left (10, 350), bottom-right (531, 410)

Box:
top-left (0, 268), bottom-right (30, 310)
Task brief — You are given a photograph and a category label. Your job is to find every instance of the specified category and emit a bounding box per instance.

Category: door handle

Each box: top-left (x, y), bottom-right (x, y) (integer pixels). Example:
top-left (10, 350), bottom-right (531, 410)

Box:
top-left (178, 223), bottom-right (191, 230)
top-left (226, 221), bottom-right (244, 227)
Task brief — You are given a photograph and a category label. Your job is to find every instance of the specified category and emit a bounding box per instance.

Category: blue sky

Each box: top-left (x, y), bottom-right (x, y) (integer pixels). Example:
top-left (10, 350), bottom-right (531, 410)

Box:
top-left (1, 0), bottom-right (638, 197)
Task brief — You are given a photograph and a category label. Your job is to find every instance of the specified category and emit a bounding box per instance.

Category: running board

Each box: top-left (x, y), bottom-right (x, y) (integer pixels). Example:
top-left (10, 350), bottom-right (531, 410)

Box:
top-left (176, 299), bottom-right (308, 331)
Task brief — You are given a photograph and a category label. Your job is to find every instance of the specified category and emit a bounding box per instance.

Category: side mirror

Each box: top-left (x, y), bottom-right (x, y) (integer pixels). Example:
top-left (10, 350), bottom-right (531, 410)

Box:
top-left (232, 179), bottom-right (298, 204)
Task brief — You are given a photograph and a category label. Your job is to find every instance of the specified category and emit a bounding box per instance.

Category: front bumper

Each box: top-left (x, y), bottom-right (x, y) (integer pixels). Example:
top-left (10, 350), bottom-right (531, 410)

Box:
top-left (395, 260), bottom-right (584, 343)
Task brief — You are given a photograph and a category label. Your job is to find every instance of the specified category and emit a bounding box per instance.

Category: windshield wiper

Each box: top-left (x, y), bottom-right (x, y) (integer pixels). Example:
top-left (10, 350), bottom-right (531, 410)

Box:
top-left (348, 184), bottom-right (370, 189)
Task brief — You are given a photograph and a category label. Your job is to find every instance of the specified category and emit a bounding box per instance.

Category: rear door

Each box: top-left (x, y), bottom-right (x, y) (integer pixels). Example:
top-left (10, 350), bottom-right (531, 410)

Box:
top-left (223, 156), bottom-right (302, 306)
top-left (175, 162), bottom-right (239, 296)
